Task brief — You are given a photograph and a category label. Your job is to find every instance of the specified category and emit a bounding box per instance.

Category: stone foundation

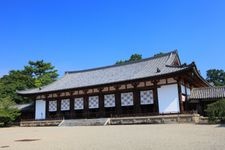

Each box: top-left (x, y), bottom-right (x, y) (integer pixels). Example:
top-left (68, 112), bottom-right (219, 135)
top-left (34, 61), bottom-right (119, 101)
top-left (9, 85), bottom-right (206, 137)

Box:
top-left (108, 114), bottom-right (199, 125)
top-left (20, 120), bottom-right (62, 127)
top-left (20, 114), bottom-right (208, 127)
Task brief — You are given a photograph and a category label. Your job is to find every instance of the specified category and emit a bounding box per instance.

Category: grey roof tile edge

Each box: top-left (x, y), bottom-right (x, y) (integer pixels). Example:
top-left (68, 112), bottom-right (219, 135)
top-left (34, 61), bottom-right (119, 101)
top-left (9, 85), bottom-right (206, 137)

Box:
top-left (189, 86), bottom-right (225, 100)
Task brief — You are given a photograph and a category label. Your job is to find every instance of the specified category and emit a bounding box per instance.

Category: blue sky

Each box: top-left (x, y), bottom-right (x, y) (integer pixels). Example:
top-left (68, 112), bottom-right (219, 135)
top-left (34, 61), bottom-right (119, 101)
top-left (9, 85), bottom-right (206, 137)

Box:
top-left (0, 0), bottom-right (225, 78)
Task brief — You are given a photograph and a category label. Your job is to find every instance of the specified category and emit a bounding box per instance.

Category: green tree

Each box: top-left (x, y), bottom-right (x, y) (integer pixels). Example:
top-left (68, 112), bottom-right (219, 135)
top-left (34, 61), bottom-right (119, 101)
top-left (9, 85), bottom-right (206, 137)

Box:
top-left (206, 69), bottom-right (225, 86)
top-left (0, 97), bottom-right (20, 126)
top-left (115, 52), bottom-right (168, 65)
top-left (154, 52), bottom-right (165, 57)
top-left (206, 99), bottom-right (225, 123)
top-left (0, 70), bottom-right (34, 103)
top-left (116, 53), bottom-right (142, 64)
top-left (0, 60), bottom-right (58, 104)
top-left (24, 60), bottom-right (58, 87)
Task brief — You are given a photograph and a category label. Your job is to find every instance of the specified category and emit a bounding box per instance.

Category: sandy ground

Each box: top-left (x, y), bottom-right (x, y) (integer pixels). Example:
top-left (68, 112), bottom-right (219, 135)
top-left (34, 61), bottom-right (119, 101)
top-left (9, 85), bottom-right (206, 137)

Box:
top-left (0, 124), bottom-right (225, 150)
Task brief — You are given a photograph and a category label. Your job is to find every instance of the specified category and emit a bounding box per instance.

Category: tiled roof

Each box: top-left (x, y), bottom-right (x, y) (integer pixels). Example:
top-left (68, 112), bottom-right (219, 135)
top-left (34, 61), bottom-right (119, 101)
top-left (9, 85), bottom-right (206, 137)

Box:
top-left (17, 51), bottom-right (190, 95)
top-left (189, 87), bottom-right (225, 100)
top-left (15, 103), bottom-right (33, 111)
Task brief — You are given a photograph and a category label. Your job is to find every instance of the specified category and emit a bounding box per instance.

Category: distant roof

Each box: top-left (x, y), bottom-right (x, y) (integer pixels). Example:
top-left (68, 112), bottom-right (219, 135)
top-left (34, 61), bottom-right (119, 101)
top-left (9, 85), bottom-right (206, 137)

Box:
top-left (17, 51), bottom-right (205, 95)
top-left (15, 103), bottom-right (33, 111)
top-left (189, 87), bottom-right (225, 100)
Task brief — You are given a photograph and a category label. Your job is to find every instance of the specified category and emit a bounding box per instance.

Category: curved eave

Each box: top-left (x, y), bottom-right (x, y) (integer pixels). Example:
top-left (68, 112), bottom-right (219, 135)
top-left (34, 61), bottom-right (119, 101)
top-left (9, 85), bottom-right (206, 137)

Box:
top-left (191, 63), bottom-right (212, 87)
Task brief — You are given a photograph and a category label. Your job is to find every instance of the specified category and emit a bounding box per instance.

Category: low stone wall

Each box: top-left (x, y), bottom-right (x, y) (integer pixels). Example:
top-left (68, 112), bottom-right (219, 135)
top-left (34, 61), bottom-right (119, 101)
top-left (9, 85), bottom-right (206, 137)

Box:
top-left (108, 114), bottom-right (200, 125)
top-left (20, 114), bottom-right (208, 127)
top-left (20, 120), bottom-right (62, 127)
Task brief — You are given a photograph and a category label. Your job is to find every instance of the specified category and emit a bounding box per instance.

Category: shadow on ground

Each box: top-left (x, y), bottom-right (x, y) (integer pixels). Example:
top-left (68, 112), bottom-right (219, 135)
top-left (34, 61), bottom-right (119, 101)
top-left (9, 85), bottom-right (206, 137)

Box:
top-left (15, 139), bottom-right (40, 142)
top-left (216, 124), bottom-right (225, 128)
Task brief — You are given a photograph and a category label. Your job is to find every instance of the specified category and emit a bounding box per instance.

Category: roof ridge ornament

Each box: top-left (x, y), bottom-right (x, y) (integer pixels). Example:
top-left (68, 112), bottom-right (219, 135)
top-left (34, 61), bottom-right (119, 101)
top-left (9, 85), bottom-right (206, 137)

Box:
top-left (156, 68), bottom-right (161, 73)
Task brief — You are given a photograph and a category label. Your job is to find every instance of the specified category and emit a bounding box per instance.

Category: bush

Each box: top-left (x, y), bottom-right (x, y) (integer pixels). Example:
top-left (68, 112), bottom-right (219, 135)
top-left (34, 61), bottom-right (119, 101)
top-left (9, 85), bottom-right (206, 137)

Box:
top-left (0, 97), bottom-right (20, 126)
top-left (206, 99), bottom-right (225, 123)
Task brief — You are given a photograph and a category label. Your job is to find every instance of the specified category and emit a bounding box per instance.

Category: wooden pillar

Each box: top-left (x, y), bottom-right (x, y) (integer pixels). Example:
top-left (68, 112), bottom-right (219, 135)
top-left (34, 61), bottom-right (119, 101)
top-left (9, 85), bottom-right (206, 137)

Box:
top-left (83, 90), bottom-right (89, 118)
top-left (177, 80), bottom-right (184, 113)
top-left (45, 95), bottom-right (49, 120)
top-left (132, 82), bottom-right (140, 115)
top-left (56, 94), bottom-right (61, 119)
top-left (70, 92), bottom-right (74, 119)
top-left (184, 81), bottom-right (188, 112)
top-left (114, 85), bottom-right (121, 117)
top-left (98, 88), bottom-right (105, 118)
top-left (153, 80), bottom-right (159, 114)
top-left (33, 96), bottom-right (37, 120)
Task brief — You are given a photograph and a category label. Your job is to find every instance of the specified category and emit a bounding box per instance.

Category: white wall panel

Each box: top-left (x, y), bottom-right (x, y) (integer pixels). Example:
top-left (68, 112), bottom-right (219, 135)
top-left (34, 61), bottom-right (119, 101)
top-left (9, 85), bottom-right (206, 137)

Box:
top-left (49, 100), bottom-right (57, 112)
top-left (181, 85), bottom-right (186, 94)
top-left (89, 96), bottom-right (99, 109)
top-left (74, 98), bottom-right (84, 110)
top-left (35, 100), bottom-right (46, 120)
top-left (140, 90), bottom-right (154, 105)
top-left (158, 84), bottom-right (180, 113)
top-left (104, 94), bottom-right (116, 108)
top-left (121, 92), bottom-right (134, 106)
top-left (61, 99), bottom-right (70, 111)
top-left (186, 87), bottom-right (191, 95)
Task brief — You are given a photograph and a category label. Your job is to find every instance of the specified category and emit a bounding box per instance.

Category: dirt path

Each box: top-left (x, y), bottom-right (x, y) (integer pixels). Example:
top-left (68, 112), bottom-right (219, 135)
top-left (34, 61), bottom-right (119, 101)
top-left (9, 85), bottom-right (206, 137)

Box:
top-left (0, 124), bottom-right (224, 150)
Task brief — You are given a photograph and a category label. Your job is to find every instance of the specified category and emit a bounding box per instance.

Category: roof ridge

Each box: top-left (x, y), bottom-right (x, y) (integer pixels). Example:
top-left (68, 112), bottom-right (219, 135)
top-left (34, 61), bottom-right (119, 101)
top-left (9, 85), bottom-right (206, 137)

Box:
top-left (65, 50), bottom-right (178, 74)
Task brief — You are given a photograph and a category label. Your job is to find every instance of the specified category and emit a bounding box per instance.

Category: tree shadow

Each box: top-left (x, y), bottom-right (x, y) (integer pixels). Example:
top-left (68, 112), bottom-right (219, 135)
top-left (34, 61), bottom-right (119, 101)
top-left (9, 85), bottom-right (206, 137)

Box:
top-left (0, 145), bottom-right (10, 148)
top-left (216, 124), bottom-right (225, 128)
top-left (15, 139), bottom-right (40, 142)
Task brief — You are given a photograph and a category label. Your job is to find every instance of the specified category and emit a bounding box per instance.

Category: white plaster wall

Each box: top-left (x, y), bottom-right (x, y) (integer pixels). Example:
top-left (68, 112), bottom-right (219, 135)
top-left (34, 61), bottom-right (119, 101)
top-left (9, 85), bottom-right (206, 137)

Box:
top-left (35, 100), bottom-right (46, 120)
top-left (186, 87), bottom-right (191, 95)
top-left (181, 85), bottom-right (186, 94)
top-left (158, 84), bottom-right (180, 113)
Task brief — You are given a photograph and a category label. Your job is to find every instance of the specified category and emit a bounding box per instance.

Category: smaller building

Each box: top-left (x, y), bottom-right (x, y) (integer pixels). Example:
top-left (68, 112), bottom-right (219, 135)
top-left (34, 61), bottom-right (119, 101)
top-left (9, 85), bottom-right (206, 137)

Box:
top-left (15, 103), bottom-right (34, 120)
top-left (189, 86), bottom-right (225, 115)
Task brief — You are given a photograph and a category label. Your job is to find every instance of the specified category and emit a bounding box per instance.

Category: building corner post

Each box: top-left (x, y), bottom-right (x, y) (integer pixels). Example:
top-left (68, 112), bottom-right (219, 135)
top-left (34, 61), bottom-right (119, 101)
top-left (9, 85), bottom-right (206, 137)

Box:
top-left (177, 79), bottom-right (184, 113)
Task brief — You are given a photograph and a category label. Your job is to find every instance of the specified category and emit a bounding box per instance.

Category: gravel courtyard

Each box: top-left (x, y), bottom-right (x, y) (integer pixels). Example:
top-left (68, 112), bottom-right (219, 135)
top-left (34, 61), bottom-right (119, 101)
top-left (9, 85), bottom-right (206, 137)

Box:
top-left (0, 124), bottom-right (224, 150)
